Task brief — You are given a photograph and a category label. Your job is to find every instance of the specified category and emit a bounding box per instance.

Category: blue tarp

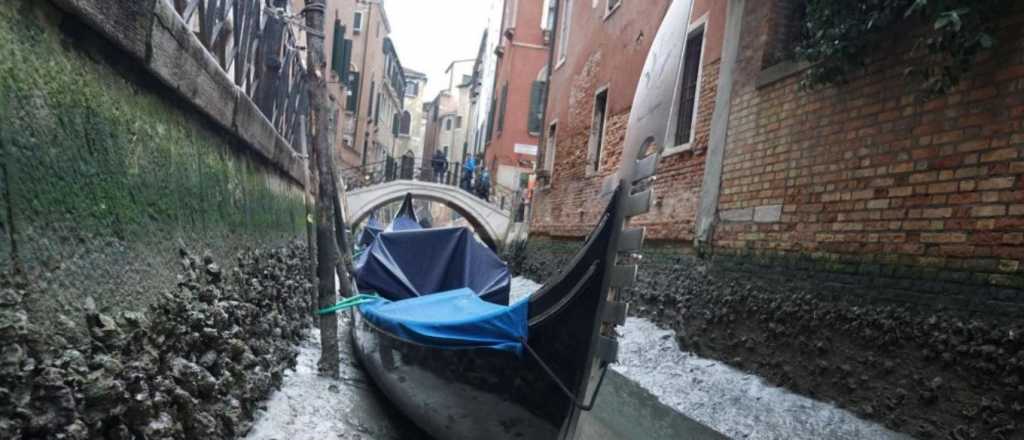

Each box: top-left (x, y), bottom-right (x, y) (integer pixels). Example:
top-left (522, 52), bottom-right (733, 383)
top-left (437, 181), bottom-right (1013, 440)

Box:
top-left (358, 216), bottom-right (383, 248)
top-left (354, 226), bottom-right (511, 304)
top-left (385, 193), bottom-right (423, 233)
top-left (360, 288), bottom-right (528, 354)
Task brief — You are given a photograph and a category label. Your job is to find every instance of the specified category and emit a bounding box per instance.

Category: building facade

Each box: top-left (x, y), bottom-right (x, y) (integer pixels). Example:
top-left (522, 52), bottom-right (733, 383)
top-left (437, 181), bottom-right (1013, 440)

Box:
top-left (520, 1), bottom-right (1024, 438)
top-left (531, 0), bottom-right (726, 240)
top-left (332, 0), bottom-right (404, 169)
top-left (422, 60), bottom-right (476, 175)
top-left (397, 68), bottom-right (428, 161)
top-left (484, 0), bottom-right (552, 202)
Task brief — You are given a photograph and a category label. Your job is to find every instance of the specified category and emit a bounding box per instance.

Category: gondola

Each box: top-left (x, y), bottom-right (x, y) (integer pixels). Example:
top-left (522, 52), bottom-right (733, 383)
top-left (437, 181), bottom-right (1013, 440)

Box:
top-left (348, 1), bottom-right (691, 438)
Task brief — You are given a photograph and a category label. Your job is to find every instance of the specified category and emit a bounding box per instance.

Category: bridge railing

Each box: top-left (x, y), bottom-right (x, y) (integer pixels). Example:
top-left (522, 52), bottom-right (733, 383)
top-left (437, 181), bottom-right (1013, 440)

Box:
top-left (169, 0), bottom-right (309, 149)
top-left (339, 156), bottom-right (517, 214)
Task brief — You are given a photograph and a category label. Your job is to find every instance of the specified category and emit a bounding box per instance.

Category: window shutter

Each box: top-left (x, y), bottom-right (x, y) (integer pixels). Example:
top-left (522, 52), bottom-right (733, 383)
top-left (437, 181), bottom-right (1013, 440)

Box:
top-left (497, 83), bottom-right (509, 133)
top-left (346, 72), bottom-right (360, 114)
top-left (486, 98), bottom-right (496, 142)
top-left (341, 39), bottom-right (353, 79)
top-left (330, 21), bottom-right (347, 79)
top-left (527, 80), bottom-right (545, 134)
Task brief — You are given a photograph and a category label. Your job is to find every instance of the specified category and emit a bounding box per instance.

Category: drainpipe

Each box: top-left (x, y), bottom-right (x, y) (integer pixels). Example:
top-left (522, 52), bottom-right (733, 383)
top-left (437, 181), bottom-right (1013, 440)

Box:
top-left (695, 0), bottom-right (745, 253)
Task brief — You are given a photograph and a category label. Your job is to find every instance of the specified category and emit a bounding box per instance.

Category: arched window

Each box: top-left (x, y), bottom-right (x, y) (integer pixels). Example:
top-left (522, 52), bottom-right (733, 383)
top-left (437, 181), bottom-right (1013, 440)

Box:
top-left (400, 111), bottom-right (412, 135)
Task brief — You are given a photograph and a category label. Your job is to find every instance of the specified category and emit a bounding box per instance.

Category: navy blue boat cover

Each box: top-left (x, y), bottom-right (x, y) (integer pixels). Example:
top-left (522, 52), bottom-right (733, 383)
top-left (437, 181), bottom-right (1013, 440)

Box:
top-left (358, 216), bottom-right (383, 248)
top-left (384, 193), bottom-right (423, 233)
top-left (360, 288), bottom-right (527, 354)
top-left (355, 226), bottom-right (511, 304)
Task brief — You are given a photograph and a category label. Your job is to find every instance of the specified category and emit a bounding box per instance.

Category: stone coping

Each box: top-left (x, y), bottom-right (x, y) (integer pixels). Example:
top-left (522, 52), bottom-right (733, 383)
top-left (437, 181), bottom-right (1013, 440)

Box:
top-left (50, 0), bottom-right (306, 186)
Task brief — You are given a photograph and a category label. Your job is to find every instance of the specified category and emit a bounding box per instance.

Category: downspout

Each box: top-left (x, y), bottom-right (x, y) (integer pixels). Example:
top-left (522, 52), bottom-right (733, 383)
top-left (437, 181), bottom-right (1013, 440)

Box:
top-left (695, 0), bottom-right (746, 253)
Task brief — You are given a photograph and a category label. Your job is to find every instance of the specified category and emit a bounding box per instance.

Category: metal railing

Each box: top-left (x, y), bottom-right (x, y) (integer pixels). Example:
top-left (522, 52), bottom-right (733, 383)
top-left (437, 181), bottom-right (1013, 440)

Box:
top-left (170, 0), bottom-right (309, 148)
top-left (340, 156), bottom-right (515, 213)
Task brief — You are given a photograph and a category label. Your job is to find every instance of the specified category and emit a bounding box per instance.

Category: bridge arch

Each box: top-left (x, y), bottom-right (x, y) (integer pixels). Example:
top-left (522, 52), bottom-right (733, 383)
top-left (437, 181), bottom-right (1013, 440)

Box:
top-left (346, 181), bottom-right (511, 249)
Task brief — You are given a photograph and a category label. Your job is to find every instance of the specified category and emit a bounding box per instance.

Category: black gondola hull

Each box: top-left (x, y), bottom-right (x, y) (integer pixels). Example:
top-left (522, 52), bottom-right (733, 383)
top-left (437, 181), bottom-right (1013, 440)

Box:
top-left (351, 309), bottom-right (561, 439)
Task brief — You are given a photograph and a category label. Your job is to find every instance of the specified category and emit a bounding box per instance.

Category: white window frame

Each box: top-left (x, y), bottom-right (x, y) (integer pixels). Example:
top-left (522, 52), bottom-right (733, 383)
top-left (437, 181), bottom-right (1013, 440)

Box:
top-left (353, 11), bottom-right (364, 33)
top-left (504, 0), bottom-right (519, 31)
top-left (604, 0), bottom-right (622, 19)
top-left (587, 85), bottom-right (609, 175)
top-left (664, 12), bottom-right (708, 156)
top-left (541, 0), bottom-right (553, 30)
top-left (556, 0), bottom-right (572, 69)
top-left (542, 119), bottom-right (558, 186)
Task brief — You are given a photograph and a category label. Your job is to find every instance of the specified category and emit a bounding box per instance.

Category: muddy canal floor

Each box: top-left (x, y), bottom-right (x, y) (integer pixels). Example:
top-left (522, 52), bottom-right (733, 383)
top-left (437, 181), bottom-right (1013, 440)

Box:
top-left (248, 277), bottom-right (905, 440)
top-left (245, 313), bottom-right (426, 440)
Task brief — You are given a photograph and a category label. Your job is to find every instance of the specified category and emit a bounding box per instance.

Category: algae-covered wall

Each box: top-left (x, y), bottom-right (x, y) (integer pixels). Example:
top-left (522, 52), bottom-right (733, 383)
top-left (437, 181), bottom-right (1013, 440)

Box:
top-left (0, 1), bottom-right (306, 325)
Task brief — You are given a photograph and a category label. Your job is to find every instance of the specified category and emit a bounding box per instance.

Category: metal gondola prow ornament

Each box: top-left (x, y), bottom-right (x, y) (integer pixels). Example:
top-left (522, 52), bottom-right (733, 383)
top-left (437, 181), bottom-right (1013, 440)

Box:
top-left (566, 0), bottom-right (695, 438)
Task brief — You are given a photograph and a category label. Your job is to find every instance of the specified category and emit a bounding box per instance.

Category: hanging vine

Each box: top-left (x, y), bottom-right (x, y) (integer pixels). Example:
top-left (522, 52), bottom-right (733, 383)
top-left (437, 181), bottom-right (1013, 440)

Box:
top-left (796, 0), bottom-right (1015, 96)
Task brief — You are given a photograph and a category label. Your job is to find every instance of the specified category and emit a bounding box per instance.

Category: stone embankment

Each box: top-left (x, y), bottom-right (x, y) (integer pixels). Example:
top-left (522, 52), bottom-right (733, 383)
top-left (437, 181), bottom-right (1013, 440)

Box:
top-left (0, 242), bottom-right (312, 439)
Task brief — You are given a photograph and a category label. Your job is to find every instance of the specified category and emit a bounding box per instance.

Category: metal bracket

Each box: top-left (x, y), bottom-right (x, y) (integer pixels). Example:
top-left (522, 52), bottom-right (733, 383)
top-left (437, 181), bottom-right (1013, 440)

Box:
top-left (595, 335), bottom-right (619, 364)
top-left (623, 189), bottom-right (652, 217)
top-left (602, 301), bottom-right (628, 326)
top-left (608, 264), bottom-right (637, 288)
top-left (618, 228), bottom-right (645, 253)
top-left (632, 154), bottom-right (659, 183)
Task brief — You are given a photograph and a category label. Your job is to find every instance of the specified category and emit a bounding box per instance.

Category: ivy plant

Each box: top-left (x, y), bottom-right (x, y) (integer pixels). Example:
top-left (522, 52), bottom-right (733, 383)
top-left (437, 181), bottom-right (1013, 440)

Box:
top-left (796, 0), bottom-right (1014, 96)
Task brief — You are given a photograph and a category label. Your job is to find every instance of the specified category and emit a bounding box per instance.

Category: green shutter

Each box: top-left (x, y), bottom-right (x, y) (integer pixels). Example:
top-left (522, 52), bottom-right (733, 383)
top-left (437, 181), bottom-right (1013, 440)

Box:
top-left (528, 81), bottom-right (545, 134)
top-left (346, 72), bottom-right (360, 113)
top-left (341, 39), bottom-right (353, 79)
top-left (331, 20), bottom-right (347, 78)
top-left (497, 83), bottom-right (508, 133)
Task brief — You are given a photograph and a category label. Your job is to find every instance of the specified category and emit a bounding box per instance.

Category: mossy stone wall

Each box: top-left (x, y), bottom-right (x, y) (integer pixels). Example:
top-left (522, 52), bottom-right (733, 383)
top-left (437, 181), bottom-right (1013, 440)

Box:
top-left (0, 1), bottom-right (306, 326)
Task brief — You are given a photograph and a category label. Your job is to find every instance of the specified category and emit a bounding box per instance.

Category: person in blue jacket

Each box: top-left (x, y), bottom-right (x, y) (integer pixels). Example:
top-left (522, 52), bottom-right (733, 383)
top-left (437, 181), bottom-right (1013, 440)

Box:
top-left (461, 155), bottom-right (476, 191)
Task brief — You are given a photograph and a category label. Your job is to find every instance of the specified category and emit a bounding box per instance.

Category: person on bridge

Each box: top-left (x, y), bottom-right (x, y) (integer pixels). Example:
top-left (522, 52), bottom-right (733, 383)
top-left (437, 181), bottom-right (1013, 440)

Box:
top-left (431, 150), bottom-right (447, 183)
top-left (461, 155), bottom-right (476, 191)
top-left (477, 168), bottom-right (491, 202)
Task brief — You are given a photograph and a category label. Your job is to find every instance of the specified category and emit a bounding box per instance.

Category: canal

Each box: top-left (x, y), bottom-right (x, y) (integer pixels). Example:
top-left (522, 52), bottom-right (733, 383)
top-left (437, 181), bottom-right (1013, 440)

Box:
top-left (245, 277), bottom-right (905, 440)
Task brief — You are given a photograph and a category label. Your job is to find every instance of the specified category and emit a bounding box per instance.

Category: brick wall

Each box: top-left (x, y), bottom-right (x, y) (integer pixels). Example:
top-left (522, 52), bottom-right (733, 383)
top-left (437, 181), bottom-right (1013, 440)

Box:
top-left (714, 2), bottom-right (1024, 292)
top-left (532, 0), bottom-right (722, 241)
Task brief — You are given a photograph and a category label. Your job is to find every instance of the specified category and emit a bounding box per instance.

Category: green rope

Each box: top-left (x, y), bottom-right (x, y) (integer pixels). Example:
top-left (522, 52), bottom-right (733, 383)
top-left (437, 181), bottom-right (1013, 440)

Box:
top-left (317, 293), bottom-right (380, 315)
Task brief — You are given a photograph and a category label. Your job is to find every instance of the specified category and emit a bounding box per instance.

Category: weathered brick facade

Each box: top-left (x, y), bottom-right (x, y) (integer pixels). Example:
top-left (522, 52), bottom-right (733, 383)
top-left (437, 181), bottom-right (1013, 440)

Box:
top-left (714, 2), bottom-right (1024, 292)
top-left (532, 0), bottom-right (724, 241)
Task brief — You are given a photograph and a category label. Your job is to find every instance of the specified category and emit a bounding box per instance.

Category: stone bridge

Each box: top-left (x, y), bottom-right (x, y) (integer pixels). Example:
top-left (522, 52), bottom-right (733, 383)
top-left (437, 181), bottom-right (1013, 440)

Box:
top-left (345, 180), bottom-right (513, 249)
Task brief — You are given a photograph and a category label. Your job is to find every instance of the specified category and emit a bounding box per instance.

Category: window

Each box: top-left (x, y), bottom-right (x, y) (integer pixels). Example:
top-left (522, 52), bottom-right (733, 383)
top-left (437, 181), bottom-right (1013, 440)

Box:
top-left (544, 121), bottom-right (557, 173)
top-left (367, 80), bottom-right (375, 120)
top-left (374, 91), bottom-right (381, 124)
top-left (361, 135), bottom-right (369, 166)
top-left (405, 81), bottom-right (418, 97)
top-left (673, 26), bottom-right (704, 147)
top-left (486, 98), bottom-right (496, 142)
top-left (606, 0), bottom-right (622, 15)
top-left (445, 118), bottom-right (452, 131)
top-left (762, 1), bottom-right (807, 67)
top-left (346, 72), bottom-right (360, 114)
top-left (497, 82), bottom-right (509, 133)
top-left (542, 0), bottom-right (557, 31)
top-left (527, 80), bottom-right (546, 135)
top-left (503, 0), bottom-right (518, 31)
top-left (455, 116), bottom-right (463, 129)
top-left (330, 21), bottom-right (350, 79)
top-left (399, 111), bottom-right (411, 135)
top-left (556, 0), bottom-right (572, 65)
top-left (353, 11), bottom-right (363, 32)
top-left (588, 87), bottom-right (608, 173)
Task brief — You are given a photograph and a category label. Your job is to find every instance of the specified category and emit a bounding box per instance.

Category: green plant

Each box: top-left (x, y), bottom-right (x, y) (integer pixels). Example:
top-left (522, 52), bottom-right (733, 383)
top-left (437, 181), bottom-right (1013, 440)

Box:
top-left (796, 0), bottom-right (1013, 95)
